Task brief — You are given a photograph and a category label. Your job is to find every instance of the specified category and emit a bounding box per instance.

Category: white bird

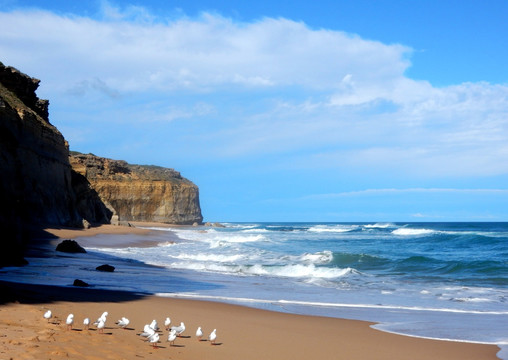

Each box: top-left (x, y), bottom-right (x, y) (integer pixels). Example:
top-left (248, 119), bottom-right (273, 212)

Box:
top-left (83, 318), bottom-right (90, 330)
top-left (94, 311), bottom-right (108, 326)
top-left (167, 329), bottom-right (177, 346)
top-left (97, 319), bottom-right (105, 334)
top-left (43, 310), bottom-right (52, 323)
top-left (139, 324), bottom-right (155, 338)
top-left (149, 319), bottom-right (159, 331)
top-left (116, 317), bottom-right (130, 329)
top-left (66, 314), bottom-right (74, 330)
top-left (149, 332), bottom-right (160, 349)
top-left (164, 317), bottom-right (171, 330)
top-left (209, 329), bottom-right (217, 345)
top-left (100, 311), bottom-right (108, 322)
top-left (171, 322), bottom-right (185, 337)
top-left (196, 326), bottom-right (203, 341)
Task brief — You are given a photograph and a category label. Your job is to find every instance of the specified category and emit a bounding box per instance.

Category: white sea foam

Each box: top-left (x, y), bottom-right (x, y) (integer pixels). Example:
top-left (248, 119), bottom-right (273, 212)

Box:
top-left (174, 228), bottom-right (267, 244)
top-left (450, 297), bottom-right (493, 303)
top-left (392, 228), bottom-right (436, 236)
top-left (166, 260), bottom-right (354, 280)
top-left (241, 228), bottom-right (271, 233)
top-left (155, 292), bottom-right (508, 315)
top-left (364, 223), bottom-right (396, 229)
top-left (308, 225), bottom-right (359, 233)
top-left (171, 253), bottom-right (246, 263)
top-left (299, 251), bottom-right (333, 264)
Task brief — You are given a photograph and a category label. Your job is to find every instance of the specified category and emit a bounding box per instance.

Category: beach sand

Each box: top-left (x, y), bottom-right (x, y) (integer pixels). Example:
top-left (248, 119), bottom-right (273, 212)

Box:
top-left (0, 224), bottom-right (500, 360)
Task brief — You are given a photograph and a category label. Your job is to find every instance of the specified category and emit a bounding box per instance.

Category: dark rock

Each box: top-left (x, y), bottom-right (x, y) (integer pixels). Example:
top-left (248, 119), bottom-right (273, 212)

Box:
top-left (73, 279), bottom-right (89, 287)
top-left (56, 239), bottom-right (86, 253)
top-left (96, 264), bottom-right (115, 272)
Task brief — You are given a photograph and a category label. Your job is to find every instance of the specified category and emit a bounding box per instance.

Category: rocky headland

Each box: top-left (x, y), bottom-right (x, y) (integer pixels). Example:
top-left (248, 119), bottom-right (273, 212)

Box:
top-left (70, 153), bottom-right (202, 225)
top-left (0, 61), bottom-right (203, 266)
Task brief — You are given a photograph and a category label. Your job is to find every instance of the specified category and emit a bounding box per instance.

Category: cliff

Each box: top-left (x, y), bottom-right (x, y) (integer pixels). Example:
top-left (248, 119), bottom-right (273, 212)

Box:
top-left (0, 62), bottom-right (81, 265)
top-left (70, 154), bottom-right (203, 225)
top-left (0, 61), bottom-right (203, 266)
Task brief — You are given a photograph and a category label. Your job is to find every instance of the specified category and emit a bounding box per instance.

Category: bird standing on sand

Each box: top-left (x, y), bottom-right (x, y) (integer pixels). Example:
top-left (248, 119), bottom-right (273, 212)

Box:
top-left (97, 319), bottom-right (105, 334)
top-left (66, 314), bottom-right (74, 331)
top-left (164, 317), bottom-right (171, 330)
top-left (196, 326), bottom-right (203, 341)
top-left (139, 324), bottom-right (155, 339)
top-left (93, 311), bottom-right (108, 325)
top-left (171, 322), bottom-right (185, 337)
top-left (116, 317), bottom-right (130, 329)
top-left (43, 310), bottom-right (52, 323)
top-left (149, 319), bottom-right (159, 331)
top-left (149, 332), bottom-right (160, 349)
top-left (83, 318), bottom-right (90, 330)
top-left (167, 329), bottom-right (177, 346)
top-left (209, 329), bottom-right (217, 345)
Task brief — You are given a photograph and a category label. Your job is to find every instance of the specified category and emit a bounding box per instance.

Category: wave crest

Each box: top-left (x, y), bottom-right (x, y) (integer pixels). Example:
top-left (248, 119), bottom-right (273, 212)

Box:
top-left (392, 228), bottom-right (436, 236)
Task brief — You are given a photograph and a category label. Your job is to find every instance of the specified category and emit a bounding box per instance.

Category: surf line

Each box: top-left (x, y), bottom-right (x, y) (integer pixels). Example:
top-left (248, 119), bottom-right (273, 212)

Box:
top-left (155, 293), bottom-right (508, 315)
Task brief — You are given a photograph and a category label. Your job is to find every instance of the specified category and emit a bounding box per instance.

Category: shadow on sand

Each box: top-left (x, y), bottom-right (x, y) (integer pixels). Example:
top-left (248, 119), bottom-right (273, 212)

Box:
top-left (0, 227), bottom-right (222, 305)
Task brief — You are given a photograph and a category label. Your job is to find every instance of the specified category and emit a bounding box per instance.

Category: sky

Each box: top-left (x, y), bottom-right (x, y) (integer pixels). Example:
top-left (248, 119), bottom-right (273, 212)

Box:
top-left (1, 0), bottom-right (508, 222)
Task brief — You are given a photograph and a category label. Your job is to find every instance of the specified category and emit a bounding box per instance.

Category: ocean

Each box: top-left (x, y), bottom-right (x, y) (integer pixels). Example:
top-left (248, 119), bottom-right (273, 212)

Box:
top-left (2, 222), bottom-right (507, 357)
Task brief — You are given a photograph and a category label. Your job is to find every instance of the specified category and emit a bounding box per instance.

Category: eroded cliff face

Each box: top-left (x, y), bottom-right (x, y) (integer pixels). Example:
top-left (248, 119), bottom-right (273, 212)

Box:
top-left (0, 61), bottom-right (203, 266)
top-left (70, 154), bottom-right (203, 225)
top-left (0, 62), bottom-right (82, 265)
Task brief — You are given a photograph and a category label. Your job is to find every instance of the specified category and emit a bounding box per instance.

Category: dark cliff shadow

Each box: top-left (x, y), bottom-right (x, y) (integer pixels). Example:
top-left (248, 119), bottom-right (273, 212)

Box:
top-left (71, 170), bottom-right (113, 225)
top-left (0, 280), bottom-right (149, 305)
top-left (0, 228), bottom-right (224, 305)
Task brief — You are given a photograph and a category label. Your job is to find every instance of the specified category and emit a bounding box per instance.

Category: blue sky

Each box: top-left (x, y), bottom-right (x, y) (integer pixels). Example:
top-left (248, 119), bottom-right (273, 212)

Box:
top-left (1, 0), bottom-right (508, 222)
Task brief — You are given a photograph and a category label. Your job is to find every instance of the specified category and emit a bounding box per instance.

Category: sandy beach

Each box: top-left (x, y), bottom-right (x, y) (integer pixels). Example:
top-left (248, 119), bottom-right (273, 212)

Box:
top-left (0, 224), bottom-right (500, 360)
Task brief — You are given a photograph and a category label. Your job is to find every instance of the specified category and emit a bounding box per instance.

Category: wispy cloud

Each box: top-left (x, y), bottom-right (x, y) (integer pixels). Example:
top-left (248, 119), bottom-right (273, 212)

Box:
top-left (303, 188), bottom-right (508, 200)
top-left (0, 3), bottom-right (507, 181)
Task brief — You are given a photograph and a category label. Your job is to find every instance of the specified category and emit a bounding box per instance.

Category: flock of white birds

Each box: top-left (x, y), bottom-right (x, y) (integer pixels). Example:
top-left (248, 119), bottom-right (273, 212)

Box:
top-left (43, 309), bottom-right (218, 349)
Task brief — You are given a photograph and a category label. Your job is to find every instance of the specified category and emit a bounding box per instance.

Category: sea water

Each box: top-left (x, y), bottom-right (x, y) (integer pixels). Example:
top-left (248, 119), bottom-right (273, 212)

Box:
top-left (2, 222), bottom-right (507, 357)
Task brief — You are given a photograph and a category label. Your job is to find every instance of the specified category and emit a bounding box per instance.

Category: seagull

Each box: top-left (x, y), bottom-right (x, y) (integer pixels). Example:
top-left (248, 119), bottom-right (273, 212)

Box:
top-left (148, 332), bottom-right (160, 349)
top-left (116, 317), bottom-right (130, 329)
top-left (196, 326), bottom-right (203, 341)
top-left (149, 319), bottom-right (159, 331)
top-left (100, 312), bottom-right (108, 322)
top-left (97, 319), bottom-right (106, 334)
top-left (83, 318), bottom-right (90, 330)
top-left (94, 311), bottom-right (108, 326)
top-left (171, 322), bottom-right (185, 337)
top-left (164, 317), bottom-right (171, 330)
top-left (139, 324), bottom-right (155, 339)
top-left (66, 314), bottom-right (74, 331)
top-left (209, 329), bottom-right (217, 345)
top-left (167, 329), bottom-right (177, 346)
top-left (43, 310), bottom-right (52, 323)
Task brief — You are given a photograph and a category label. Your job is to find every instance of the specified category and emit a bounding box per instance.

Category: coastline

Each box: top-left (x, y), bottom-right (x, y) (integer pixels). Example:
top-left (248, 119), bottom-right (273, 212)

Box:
top-left (0, 223), bottom-right (501, 359)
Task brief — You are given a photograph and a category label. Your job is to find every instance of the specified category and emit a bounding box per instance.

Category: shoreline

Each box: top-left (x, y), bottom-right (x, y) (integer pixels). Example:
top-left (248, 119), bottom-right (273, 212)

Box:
top-left (0, 223), bottom-right (501, 359)
top-left (0, 280), bottom-right (500, 360)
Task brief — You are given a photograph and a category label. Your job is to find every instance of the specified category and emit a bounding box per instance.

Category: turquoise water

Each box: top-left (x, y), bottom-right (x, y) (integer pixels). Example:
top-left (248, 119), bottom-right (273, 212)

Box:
top-left (2, 222), bottom-right (507, 357)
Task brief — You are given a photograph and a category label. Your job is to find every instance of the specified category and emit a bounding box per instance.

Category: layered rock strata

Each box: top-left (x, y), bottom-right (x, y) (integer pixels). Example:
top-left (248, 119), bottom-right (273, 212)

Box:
top-left (0, 61), bottom-right (203, 266)
top-left (70, 154), bottom-right (203, 225)
top-left (0, 62), bottom-right (84, 265)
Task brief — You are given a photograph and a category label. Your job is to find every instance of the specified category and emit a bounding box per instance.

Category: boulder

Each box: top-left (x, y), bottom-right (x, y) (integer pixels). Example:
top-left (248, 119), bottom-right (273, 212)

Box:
top-left (96, 264), bottom-right (115, 272)
top-left (73, 279), bottom-right (89, 287)
top-left (56, 239), bottom-right (86, 253)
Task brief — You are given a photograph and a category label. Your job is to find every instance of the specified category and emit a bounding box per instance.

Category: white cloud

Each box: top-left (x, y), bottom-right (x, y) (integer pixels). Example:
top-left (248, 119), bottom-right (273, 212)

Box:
top-left (1, 5), bottom-right (507, 179)
top-left (0, 8), bottom-right (410, 93)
